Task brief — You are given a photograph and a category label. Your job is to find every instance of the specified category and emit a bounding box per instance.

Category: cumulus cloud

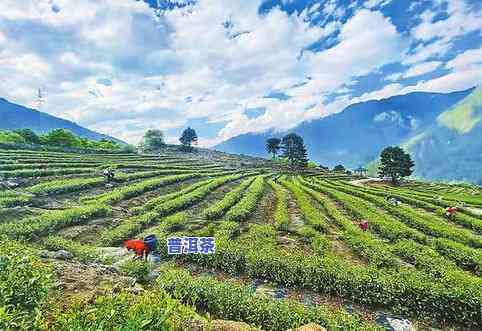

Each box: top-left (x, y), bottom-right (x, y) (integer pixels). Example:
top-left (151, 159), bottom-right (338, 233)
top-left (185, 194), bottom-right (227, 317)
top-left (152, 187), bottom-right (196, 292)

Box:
top-left (404, 61), bottom-right (441, 78)
top-left (0, 0), bottom-right (480, 146)
top-left (411, 0), bottom-right (481, 43)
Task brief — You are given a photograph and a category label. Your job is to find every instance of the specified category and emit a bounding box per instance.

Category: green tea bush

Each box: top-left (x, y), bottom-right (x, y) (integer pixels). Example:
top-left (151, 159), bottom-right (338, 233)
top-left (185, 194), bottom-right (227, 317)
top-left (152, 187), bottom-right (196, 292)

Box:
top-left (224, 176), bottom-right (267, 222)
top-left (0, 167), bottom-right (94, 178)
top-left (0, 237), bottom-right (51, 329)
top-left (135, 178), bottom-right (214, 214)
top-left (332, 181), bottom-right (482, 233)
top-left (82, 173), bottom-right (201, 205)
top-left (49, 290), bottom-right (206, 330)
top-left (327, 180), bottom-right (482, 248)
top-left (102, 212), bottom-right (187, 245)
top-left (297, 178), bottom-right (400, 268)
top-left (280, 178), bottom-right (331, 233)
top-left (120, 259), bottom-right (152, 284)
top-left (177, 233), bottom-right (482, 326)
top-left (158, 268), bottom-right (382, 331)
top-left (0, 204), bottom-right (111, 240)
top-left (305, 179), bottom-right (426, 242)
top-left (27, 170), bottom-right (176, 195)
top-left (432, 238), bottom-right (482, 275)
top-left (267, 179), bottom-right (290, 231)
top-left (203, 176), bottom-right (256, 219)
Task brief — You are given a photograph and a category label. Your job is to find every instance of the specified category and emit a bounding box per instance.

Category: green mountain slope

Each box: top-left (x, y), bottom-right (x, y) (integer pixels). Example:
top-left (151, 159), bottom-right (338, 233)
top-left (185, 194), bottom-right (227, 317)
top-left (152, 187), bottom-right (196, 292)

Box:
top-left (403, 87), bottom-right (482, 184)
top-left (0, 98), bottom-right (124, 143)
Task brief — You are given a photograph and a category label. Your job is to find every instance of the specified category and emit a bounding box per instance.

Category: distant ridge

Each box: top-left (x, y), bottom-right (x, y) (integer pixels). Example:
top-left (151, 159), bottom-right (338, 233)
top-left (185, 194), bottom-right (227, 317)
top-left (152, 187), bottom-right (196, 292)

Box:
top-left (0, 98), bottom-right (124, 143)
top-left (215, 88), bottom-right (474, 172)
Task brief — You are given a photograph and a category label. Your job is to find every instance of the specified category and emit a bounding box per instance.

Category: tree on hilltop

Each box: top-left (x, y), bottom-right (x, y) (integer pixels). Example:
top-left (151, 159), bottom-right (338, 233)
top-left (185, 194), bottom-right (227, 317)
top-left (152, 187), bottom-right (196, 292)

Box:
top-left (179, 127), bottom-right (198, 151)
top-left (141, 129), bottom-right (165, 151)
top-left (378, 146), bottom-right (414, 185)
top-left (41, 129), bottom-right (79, 147)
top-left (281, 133), bottom-right (308, 167)
top-left (266, 138), bottom-right (281, 159)
top-left (14, 129), bottom-right (40, 144)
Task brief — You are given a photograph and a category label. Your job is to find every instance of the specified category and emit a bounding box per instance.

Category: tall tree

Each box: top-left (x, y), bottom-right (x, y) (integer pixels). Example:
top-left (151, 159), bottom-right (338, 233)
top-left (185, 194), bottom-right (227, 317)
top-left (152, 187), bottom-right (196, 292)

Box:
top-left (266, 138), bottom-right (281, 159)
top-left (41, 129), bottom-right (79, 147)
top-left (333, 164), bottom-right (345, 172)
top-left (281, 133), bottom-right (309, 167)
top-left (378, 146), bottom-right (414, 185)
top-left (142, 129), bottom-right (165, 151)
top-left (179, 127), bottom-right (198, 151)
top-left (13, 129), bottom-right (40, 144)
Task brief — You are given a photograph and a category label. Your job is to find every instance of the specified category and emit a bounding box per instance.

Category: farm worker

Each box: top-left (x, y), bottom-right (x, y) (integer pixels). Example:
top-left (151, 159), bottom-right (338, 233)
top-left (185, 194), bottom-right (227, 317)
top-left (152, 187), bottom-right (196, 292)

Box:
top-left (445, 206), bottom-right (458, 218)
top-left (389, 197), bottom-right (401, 206)
top-left (143, 234), bottom-right (158, 253)
top-left (124, 239), bottom-right (151, 260)
top-left (358, 220), bottom-right (369, 231)
top-left (103, 169), bottom-right (115, 181)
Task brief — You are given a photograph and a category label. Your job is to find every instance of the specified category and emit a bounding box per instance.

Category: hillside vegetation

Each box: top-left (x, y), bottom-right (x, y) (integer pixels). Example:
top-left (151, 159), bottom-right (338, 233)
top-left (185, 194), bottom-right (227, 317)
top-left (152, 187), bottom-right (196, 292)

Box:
top-left (215, 88), bottom-right (473, 173)
top-left (0, 97), bottom-right (121, 143)
top-left (405, 86), bottom-right (482, 184)
top-left (0, 148), bottom-right (481, 330)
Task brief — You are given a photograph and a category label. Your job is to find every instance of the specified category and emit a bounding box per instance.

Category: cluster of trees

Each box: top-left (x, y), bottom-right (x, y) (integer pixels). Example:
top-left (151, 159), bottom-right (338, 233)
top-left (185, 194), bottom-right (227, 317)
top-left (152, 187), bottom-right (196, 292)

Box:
top-left (321, 146), bottom-right (414, 185)
top-left (266, 133), bottom-right (309, 167)
top-left (0, 129), bottom-right (124, 151)
top-left (140, 127), bottom-right (198, 152)
top-left (265, 134), bottom-right (414, 184)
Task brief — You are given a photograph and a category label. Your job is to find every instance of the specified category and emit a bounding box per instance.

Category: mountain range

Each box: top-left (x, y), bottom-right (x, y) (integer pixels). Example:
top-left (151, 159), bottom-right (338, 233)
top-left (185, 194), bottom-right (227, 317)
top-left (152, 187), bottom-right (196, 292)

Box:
top-left (1, 87), bottom-right (480, 183)
top-left (0, 98), bottom-right (122, 143)
top-left (215, 87), bottom-right (481, 183)
top-left (403, 87), bottom-right (482, 184)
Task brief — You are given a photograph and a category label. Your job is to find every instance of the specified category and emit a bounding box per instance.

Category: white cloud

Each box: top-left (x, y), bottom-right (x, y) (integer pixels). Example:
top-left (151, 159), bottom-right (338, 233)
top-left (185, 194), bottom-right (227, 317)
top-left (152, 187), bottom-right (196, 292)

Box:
top-left (364, 0), bottom-right (392, 9)
top-left (353, 83), bottom-right (404, 103)
top-left (385, 72), bottom-right (403, 82)
top-left (446, 47), bottom-right (482, 70)
top-left (412, 0), bottom-right (482, 42)
top-left (402, 38), bottom-right (452, 65)
top-left (403, 61), bottom-right (442, 78)
top-left (302, 9), bottom-right (407, 87)
top-left (0, 2), bottom-right (407, 144)
top-left (0, 0), bottom-right (480, 147)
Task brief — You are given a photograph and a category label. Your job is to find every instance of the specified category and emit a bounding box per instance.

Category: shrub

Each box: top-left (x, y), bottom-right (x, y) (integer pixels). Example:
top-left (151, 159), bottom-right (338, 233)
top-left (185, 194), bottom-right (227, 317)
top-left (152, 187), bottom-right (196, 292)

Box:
top-left (225, 176), bottom-right (267, 222)
top-left (158, 268), bottom-right (382, 331)
top-left (0, 237), bottom-right (51, 329)
top-left (49, 290), bottom-right (206, 330)
top-left (267, 179), bottom-right (290, 231)
top-left (120, 259), bottom-right (152, 284)
top-left (203, 176), bottom-right (256, 219)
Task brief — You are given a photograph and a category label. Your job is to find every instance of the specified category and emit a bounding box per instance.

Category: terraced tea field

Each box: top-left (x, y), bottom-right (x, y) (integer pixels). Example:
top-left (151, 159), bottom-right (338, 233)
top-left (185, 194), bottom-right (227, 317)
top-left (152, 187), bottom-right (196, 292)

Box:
top-left (1, 148), bottom-right (481, 330)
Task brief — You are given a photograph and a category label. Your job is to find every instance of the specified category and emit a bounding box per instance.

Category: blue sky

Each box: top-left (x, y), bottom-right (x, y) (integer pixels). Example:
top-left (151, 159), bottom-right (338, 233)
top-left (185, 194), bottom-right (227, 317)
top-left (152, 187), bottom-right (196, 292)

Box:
top-left (0, 0), bottom-right (480, 145)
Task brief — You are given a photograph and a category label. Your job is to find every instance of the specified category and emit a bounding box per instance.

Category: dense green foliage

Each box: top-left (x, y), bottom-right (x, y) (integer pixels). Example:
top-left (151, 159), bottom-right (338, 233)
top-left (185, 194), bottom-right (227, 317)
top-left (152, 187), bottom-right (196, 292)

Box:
top-left (0, 129), bottom-right (122, 151)
top-left (141, 129), bottom-right (165, 151)
top-left (378, 146), bottom-right (414, 184)
top-left (0, 147), bottom-right (480, 330)
top-left (281, 133), bottom-right (308, 167)
top-left (0, 238), bottom-right (51, 330)
top-left (265, 137), bottom-right (281, 159)
top-left (158, 268), bottom-right (382, 331)
top-left (179, 127), bottom-right (198, 151)
top-left (49, 290), bottom-right (206, 330)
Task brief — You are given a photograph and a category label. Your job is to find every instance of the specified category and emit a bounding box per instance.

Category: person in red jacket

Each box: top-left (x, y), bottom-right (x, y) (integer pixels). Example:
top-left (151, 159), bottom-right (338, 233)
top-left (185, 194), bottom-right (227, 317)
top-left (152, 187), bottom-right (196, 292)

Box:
top-left (358, 220), bottom-right (369, 231)
top-left (445, 206), bottom-right (458, 219)
top-left (124, 239), bottom-right (150, 260)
